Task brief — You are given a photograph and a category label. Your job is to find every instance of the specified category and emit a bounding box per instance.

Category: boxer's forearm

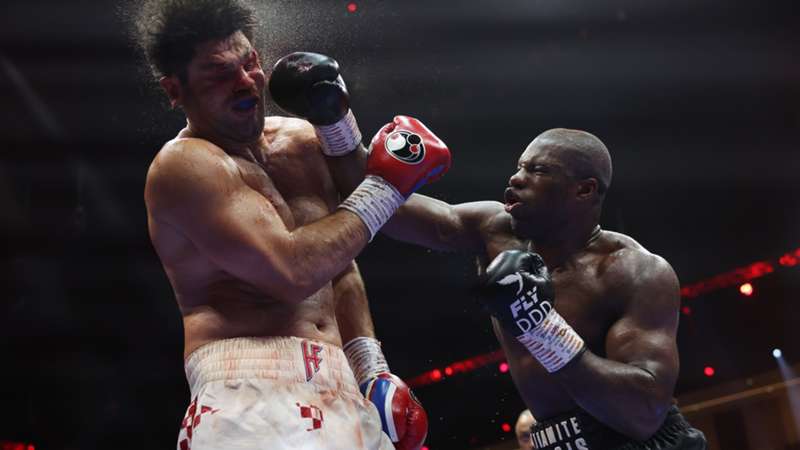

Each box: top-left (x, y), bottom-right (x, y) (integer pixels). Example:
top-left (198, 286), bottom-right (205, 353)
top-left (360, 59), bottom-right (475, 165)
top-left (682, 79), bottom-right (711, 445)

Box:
top-left (267, 210), bottom-right (370, 302)
top-left (325, 144), bottom-right (368, 197)
top-left (382, 194), bottom-right (459, 251)
top-left (554, 350), bottom-right (673, 441)
top-left (327, 149), bottom-right (463, 251)
top-left (333, 262), bottom-right (377, 343)
top-left (337, 295), bottom-right (376, 343)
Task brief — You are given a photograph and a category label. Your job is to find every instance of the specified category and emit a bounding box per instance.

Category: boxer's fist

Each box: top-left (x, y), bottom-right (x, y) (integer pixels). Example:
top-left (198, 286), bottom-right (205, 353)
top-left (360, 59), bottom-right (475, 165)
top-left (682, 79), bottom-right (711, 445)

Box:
top-left (367, 116), bottom-right (451, 196)
top-left (344, 337), bottom-right (428, 449)
top-left (269, 52), bottom-right (349, 125)
top-left (361, 373), bottom-right (428, 450)
top-left (480, 250), bottom-right (555, 337)
top-left (481, 251), bottom-right (586, 373)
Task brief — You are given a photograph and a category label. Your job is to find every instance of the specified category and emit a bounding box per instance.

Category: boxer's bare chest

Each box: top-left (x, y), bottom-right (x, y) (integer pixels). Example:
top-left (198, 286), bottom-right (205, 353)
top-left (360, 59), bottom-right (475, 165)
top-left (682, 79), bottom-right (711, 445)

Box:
top-left (483, 232), bottom-right (623, 417)
top-left (159, 128), bottom-right (345, 353)
top-left (232, 141), bottom-right (338, 228)
top-left (184, 135), bottom-right (341, 343)
top-left (484, 235), bottom-right (619, 353)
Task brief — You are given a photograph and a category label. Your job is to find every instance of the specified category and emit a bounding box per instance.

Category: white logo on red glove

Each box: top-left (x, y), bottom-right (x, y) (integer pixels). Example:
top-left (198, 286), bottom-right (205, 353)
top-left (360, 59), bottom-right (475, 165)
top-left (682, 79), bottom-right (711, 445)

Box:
top-left (384, 131), bottom-right (425, 164)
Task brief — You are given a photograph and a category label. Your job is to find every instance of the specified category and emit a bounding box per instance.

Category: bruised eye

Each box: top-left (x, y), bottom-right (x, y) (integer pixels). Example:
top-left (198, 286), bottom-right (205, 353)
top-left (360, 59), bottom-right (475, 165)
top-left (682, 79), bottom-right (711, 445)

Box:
top-left (244, 52), bottom-right (259, 71)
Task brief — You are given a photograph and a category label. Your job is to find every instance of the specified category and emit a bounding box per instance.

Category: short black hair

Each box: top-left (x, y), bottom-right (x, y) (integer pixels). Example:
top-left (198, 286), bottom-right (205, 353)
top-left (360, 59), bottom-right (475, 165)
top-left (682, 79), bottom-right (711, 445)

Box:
top-left (534, 128), bottom-right (613, 197)
top-left (132, 0), bottom-right (260, 82)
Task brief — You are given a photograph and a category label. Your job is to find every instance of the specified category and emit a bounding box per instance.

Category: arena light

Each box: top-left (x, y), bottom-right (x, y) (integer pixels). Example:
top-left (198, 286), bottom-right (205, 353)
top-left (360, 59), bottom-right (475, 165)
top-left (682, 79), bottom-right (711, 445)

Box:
top-left (773, 351), bottom-right (800, 429)
top-left (739, 283), bottom-right (754, 297)
top-left (679, 246), bottom-right (799, 299)
top-left (778, 250), bottom-right (799, 266)
top-left (346, 2), bottom-right (357, 13)
top-left (680, 261), bottom-right (773, 298)
top-left (407, 350), bottom-right (505, 388)
top-left (681, 306), bottom-right (692, 316)
top-left (501, 423), bottom-right (512, 433)
top-left (499, 362), bottom-right (509, 373)
top-left (704, 366), bottom-right (715, 377)
top-left (0, 443), bottom-right (35, 450)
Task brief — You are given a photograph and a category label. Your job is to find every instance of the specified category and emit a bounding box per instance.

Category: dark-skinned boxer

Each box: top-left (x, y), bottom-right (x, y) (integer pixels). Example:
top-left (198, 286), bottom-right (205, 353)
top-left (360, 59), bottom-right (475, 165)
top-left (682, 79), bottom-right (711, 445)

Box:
top-left (327, 127), bottom-right (708, 449)
top-left (134, 0), bottom-right (445, 448)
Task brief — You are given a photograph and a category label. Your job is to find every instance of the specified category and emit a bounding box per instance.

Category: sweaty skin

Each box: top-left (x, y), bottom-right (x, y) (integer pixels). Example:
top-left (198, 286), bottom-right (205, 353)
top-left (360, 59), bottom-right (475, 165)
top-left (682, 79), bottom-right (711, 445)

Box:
top-left (145, 32), bottom-right (373, 359)
top-left (329, 131), bottom-right (680, 441)
top-left (148, 119), bottom-right (361, 357)
top-left (481, 217), bottom-right (678, 435)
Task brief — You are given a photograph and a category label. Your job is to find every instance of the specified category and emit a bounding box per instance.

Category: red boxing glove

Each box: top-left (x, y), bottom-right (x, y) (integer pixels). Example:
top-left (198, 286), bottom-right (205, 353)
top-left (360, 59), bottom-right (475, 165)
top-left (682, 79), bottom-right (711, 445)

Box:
top-left (362, 373), bottom-right (428, 450)
top-left (367, 115), bottom-right (451, 196)
top-left (344, 337), bottom-right (429, 449)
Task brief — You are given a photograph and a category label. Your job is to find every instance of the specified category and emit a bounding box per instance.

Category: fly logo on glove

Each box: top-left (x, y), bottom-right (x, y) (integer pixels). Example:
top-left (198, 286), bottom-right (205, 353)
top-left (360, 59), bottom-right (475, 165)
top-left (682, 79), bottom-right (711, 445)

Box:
top-left (497, 273), bottom-right (524, 294)
top-left (481, 250), bottom-right (586, 373)
top-left (384, 130), bottom-right (425, 164)
top-left (509, 285), bottom-right (553, 333)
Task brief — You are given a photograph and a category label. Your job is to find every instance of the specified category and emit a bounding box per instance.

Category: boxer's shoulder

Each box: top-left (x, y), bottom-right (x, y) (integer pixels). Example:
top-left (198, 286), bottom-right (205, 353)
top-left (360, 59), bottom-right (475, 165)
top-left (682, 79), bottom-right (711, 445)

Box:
top-left (153, 136), bottom-right (235, 170)
top-left (469, 201), bottom-right (506, 228)
top-left (263, 115), bottom-right (319, 149)
top-left (483, 205), bottom-right (516, 236)
top-left (594, 230), bottom-right (678, 302)
top-left (146, 137), bottom-right (241, 214)
top-left (480, 205), bottom-right (527, 256)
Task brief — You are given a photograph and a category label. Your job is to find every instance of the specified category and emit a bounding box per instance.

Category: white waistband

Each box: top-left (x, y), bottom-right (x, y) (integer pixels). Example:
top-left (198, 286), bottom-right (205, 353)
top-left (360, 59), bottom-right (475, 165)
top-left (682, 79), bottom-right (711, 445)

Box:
top-left (184, 336), bottom-right (360, 397)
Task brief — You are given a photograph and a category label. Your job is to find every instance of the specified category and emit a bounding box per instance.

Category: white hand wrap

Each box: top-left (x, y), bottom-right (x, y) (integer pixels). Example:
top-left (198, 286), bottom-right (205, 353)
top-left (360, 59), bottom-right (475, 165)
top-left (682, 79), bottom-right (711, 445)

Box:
top-left (339, 175), bottom-right (405, 240)
top-left (314, 109), bottom-right (362, 156)
top-left (343, 336), bottom-right (390, 386)
top-left (516, 308), bottom-right (586, 373)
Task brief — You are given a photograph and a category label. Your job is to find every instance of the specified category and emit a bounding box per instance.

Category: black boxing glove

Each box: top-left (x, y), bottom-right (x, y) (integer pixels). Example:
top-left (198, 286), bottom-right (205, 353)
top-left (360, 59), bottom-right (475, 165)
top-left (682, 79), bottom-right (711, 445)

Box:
top-left (481, 250), bottom-right (585, 372)
top-left (269, 52), bottom-right (362, 156)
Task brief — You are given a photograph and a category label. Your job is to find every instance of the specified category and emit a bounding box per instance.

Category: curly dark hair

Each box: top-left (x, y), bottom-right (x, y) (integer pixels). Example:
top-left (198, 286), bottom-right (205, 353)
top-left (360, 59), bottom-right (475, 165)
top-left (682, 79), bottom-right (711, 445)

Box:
top-left (132, 0), bottom-right (260, 83)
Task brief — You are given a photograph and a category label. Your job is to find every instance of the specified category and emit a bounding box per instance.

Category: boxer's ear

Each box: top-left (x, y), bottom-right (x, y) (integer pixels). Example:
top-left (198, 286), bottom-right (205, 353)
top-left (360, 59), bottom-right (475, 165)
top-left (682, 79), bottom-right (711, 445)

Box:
top-left (159, 75), bottom-right (182, 109)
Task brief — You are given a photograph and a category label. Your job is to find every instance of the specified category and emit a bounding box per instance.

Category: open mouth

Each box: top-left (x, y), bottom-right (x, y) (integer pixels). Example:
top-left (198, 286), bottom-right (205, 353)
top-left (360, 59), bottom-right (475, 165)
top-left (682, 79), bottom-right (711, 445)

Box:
top-left (504, 188), bottom-right (522, 212)
top-left (232, 96), bottom-right (259, 113)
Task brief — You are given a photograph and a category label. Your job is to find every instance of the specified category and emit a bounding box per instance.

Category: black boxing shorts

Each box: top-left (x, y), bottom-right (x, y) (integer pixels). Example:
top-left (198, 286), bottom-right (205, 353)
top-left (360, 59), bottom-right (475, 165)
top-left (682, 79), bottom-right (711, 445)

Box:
top-left (529, 405), bottom-right (707, 450)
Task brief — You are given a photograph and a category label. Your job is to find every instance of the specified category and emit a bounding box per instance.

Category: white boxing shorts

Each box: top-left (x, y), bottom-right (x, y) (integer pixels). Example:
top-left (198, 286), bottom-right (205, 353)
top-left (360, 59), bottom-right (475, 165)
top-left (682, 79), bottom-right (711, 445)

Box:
top-left (176, 336), bottom-right (394, 450)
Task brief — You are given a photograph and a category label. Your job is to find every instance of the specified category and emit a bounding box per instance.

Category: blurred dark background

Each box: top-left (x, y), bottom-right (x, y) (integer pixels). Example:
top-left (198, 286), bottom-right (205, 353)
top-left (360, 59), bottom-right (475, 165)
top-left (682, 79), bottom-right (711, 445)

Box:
top-left (1, 0), bottom-right (798, 449)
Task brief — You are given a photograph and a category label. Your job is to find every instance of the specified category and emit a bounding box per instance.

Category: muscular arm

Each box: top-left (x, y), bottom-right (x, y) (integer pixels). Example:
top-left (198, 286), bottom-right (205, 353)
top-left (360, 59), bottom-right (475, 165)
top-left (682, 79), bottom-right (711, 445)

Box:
top-left (553, 253), bottom-right (680, 440)
top-left (325, 146), bottom-right (491, 253)
top-left (333, 261), bottom-right (376, 343)
top-left (145, 138), bottom-right (369, 304)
